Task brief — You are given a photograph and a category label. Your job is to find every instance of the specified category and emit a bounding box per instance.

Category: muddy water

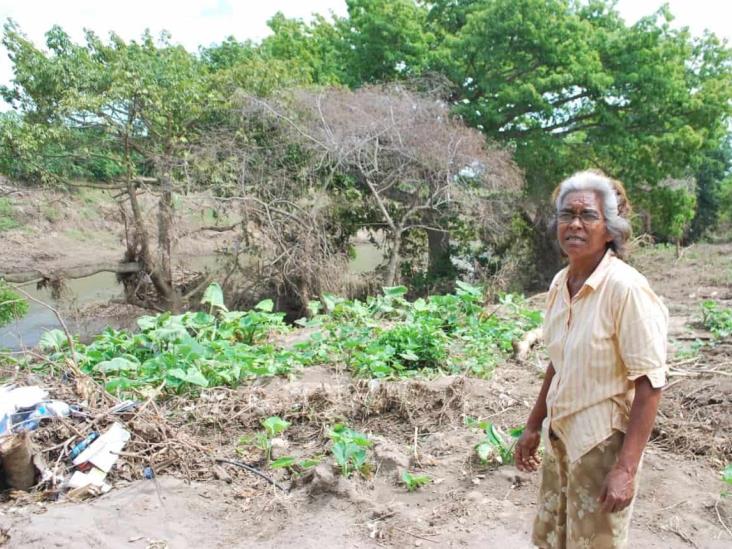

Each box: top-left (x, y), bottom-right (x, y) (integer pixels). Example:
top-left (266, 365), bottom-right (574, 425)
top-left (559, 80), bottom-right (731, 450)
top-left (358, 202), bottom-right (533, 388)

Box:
top-left (1, 244), bottom-right (383, 351)
top-left (0, 271), bottom-right (123, 351)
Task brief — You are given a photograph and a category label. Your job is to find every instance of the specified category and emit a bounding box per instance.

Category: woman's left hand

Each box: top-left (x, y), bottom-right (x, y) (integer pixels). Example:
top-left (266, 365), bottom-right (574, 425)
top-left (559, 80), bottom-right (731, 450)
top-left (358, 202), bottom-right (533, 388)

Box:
top-left (598, 466), bottom-right (636, 513)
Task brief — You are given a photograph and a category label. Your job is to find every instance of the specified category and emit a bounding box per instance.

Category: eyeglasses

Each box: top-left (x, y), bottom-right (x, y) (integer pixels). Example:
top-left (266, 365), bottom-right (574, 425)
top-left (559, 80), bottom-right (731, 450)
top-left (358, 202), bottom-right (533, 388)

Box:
top-left (556, 210), bottom-right (603, 225)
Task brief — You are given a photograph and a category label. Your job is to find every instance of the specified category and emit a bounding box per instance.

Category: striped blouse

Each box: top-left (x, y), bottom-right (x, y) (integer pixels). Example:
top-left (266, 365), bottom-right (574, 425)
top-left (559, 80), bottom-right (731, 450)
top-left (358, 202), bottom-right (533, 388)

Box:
top-left (542, 249), bottom-right (669, 462)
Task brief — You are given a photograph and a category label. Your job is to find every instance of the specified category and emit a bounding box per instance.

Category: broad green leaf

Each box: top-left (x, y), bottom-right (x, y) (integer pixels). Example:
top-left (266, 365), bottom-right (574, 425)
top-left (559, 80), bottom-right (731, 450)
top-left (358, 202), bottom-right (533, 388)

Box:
top-left (137, 315), bottom-right (158, 331)
top-left (262, 415), bottom-right (289, 436)
top-left (270, 456), bottom-right (297, 469)
top-left (201, 283), bottom-right (227, 312)
top-left (383, 286), bottom-right (407, 297)
top-left (332, 441), bottom-right (348, 466)
top-left (38, 329), bottom-right (68, 352)
top-left (94, 357), bottom-right (139, 373)
top-left (298, 458), bottom-right (321, 469)
top-left (167, 367), bottom-right (209, 387)
top-left (255, 299), bottom-right (274, 312)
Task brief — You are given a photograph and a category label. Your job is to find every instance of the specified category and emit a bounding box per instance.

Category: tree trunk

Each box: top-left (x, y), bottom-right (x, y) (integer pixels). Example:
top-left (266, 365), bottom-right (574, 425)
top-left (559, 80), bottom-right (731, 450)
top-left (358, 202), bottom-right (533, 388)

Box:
top-left (157, 169), bottom-right (178, 310)
top-left (426, 226), bottom-right (454, 281)
top-left (125, 180), bottom-right (178, 309)
top-left (385, 232), bottom-right (402, 287)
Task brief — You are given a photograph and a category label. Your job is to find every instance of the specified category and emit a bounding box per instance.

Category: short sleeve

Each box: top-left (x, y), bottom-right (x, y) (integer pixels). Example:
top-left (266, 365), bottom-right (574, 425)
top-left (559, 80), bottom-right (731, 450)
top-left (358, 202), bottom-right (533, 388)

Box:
top-left (615, 283), bottom-right (669, 388)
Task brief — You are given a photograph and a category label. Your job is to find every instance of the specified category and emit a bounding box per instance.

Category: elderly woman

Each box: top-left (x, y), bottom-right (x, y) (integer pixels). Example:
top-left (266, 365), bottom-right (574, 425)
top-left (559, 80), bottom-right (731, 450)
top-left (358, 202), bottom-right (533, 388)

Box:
top-left (515, 170), bottom-right (668, 548)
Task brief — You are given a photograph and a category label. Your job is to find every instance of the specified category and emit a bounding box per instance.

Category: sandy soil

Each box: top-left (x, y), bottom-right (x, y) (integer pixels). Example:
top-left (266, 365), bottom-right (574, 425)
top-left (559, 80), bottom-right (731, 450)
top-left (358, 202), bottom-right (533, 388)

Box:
top-left (1, 192), bottom-right (731, 548)
top-left (0, 186), bottom-right (232, 276)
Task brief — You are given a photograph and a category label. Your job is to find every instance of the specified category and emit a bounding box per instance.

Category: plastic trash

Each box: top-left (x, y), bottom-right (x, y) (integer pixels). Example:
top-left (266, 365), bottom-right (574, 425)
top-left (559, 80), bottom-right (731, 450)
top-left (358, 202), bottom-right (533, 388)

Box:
top-left (73, 422), bottom-right (130, 472)
top-left (69, 432), bottom-right (101, 461)
top-left (9, 400), bottom-right (72, 433)
top-left (143, 466), bottom-right (155, 479)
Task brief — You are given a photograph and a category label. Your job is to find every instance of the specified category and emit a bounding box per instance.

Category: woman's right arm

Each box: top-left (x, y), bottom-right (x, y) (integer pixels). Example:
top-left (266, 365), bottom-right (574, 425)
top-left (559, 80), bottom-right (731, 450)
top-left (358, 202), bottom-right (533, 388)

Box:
top-left (515, 363), bottom-right (555, 472)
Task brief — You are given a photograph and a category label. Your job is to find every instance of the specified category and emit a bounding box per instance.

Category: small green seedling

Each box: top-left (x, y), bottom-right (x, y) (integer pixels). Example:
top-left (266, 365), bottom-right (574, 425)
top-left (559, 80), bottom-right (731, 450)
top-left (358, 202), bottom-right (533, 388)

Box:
top-left (328, 423), bottom-right (372, 477)
top-left (722, 463), bottom-right (732, 497)
top-left (270, 456), bottom-right (322, 476)
top-left (466, 417), bottom-right (524, 465)
top-left (401, 470), bottom-right (431, 492)
top-left (239, 415), bottom-right (290, 462)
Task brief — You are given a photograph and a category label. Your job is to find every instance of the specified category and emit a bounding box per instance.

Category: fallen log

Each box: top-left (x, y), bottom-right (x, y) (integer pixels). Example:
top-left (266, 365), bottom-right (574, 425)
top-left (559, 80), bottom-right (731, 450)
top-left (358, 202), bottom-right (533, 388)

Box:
top-left (1, 262), bottom-right (142, 284)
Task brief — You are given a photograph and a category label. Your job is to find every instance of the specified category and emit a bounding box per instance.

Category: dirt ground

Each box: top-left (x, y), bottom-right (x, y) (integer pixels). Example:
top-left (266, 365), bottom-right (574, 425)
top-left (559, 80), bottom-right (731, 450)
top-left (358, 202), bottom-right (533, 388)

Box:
top-left (0, 186), bottom-right (232, 276)
top-left (1, 191), bottom-right (731, 548)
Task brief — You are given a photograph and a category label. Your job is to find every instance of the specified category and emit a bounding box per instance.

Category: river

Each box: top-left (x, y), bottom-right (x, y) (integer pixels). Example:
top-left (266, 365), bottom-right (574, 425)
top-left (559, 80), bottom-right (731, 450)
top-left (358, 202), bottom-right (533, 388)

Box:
top-left (0, 243), bottom-right (383, 351)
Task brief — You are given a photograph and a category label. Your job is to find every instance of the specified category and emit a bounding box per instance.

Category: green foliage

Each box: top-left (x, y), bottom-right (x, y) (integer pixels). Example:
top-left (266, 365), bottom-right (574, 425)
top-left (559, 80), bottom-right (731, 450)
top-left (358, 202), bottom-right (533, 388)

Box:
top-left (328, 423), bottom-right (373, 477)
top-left (38, 329), bottom-right (69, 353)
top-left (401, 470), bottom-right (431, 492)
top-left (638, 179), bottom-right (697, 243)
top-left (37, 284), bottom-right (541, 396)
top-left (270, 455), bottom-right (321, 474)
top-left (299, 285), bottom-right (542, 379)
top-left (701, 300), bottom-right (732, 340)
top-left (723, 464), bottom-right (732, 484)
top-left (0, 280), bottom-right (28, 328)
top-left (466, 417), bottom-right (524, 465)
top-left (438, 0), bottom-right (732, 197)
top-left (239, 415), bottom-right (290, 462)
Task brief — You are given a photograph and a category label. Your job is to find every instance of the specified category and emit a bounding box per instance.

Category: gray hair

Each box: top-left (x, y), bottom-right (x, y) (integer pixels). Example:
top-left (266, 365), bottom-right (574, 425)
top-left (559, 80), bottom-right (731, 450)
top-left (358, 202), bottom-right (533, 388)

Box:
top-left (553, 170), bottom-right (632, 259)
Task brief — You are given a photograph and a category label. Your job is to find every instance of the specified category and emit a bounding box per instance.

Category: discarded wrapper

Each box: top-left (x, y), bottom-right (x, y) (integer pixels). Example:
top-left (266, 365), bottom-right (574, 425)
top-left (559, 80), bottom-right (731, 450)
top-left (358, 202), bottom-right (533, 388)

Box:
top-left (73, 422), bottom-right (130, 472)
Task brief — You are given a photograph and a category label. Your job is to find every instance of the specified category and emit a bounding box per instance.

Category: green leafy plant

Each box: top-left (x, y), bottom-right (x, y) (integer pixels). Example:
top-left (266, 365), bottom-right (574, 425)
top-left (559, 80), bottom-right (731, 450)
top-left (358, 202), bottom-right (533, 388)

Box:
top-left (240, 415), bottom-right (290, 462)
top-left (401, 470), bottom-right (431, 492)
top-left (0, 280), bottom-right (28, 328)
top-left (270, 456), bottom-right (321, 476)
top-left (466, 417), bottom-right (524, 465)
top-left (722, 464), bottom-right (732, 498)
top-left (701, 300), bottom-right (732, 340)
top-left (328, 423), bottom-right (372, 477)
top-left (36, 285), bottom-right (542, 397)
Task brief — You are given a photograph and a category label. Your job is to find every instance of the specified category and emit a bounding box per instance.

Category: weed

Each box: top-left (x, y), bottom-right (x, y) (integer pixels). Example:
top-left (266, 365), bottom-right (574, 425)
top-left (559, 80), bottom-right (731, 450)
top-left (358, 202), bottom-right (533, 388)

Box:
top-left (673, 338), bottom-right (705, 360)
top-left (466, 417), bottom-right (524, 465)
top-left (401, 470), bottom-right (431, 491)
top-left (701, 300), bottom-right (732, 339)
top-left (328, 423), bottom-right (372, 477)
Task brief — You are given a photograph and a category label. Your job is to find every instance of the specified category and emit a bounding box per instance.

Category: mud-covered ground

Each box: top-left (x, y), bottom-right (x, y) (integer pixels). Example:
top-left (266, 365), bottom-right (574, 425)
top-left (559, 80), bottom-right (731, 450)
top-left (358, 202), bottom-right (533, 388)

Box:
top-left (1, 186), bottom-right (731, 548)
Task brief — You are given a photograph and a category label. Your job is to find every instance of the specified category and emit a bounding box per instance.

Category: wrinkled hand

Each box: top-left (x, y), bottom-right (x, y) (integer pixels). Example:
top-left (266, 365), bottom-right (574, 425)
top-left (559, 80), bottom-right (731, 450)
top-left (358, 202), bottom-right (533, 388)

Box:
top-left (514, 427), bottom-right (542, 472)
top-left (599, 466), bottom-right (636, 513)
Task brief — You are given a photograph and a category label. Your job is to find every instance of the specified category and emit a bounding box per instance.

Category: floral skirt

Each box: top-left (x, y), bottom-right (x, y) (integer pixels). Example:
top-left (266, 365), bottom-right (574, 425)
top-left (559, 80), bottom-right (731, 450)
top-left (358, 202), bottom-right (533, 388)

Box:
top-left (532, 430), bottom-right (640, 549)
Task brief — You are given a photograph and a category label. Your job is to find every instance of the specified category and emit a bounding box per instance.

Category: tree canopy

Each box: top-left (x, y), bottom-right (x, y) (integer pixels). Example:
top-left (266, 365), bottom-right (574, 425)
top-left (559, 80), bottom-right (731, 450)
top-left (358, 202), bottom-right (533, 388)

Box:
top-left (0, 0), bottom-right (730, 302)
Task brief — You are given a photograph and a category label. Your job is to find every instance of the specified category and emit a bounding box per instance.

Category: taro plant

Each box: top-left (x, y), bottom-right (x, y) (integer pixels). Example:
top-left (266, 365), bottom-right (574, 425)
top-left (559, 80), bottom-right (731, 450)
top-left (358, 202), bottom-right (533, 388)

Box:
top-left (466, 417), bottom-right (524, 465)
top-left (328, 423), bottom-right (372, 477)
top-left (401, 470), bottom-right (431, 492)
top-left (239, 416), bottom-right (290, 462)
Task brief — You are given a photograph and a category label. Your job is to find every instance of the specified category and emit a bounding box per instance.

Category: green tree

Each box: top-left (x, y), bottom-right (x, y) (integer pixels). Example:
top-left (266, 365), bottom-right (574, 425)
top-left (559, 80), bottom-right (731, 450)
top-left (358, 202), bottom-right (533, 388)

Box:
top-left (336, 0), bottom-right (434, 86)
top-left (1, 22), bottom-right (218, 308)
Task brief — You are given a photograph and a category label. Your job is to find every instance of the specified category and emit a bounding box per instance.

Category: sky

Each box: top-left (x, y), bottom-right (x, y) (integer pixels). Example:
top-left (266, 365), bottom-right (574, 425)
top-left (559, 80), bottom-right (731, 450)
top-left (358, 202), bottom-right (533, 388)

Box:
top-left (0, 0), bottom-right (730, 92)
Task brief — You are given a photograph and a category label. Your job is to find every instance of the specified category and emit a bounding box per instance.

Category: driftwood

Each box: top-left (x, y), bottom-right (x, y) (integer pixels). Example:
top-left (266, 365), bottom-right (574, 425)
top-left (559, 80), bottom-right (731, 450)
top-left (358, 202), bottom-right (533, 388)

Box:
top-left (1, 262), bottom-right (141, 284)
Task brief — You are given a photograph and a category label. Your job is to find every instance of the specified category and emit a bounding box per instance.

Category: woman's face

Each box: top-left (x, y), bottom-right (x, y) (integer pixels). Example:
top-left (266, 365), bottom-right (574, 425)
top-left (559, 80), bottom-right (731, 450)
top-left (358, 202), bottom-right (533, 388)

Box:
top-left (557, 190), bottom-right (613, 262)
